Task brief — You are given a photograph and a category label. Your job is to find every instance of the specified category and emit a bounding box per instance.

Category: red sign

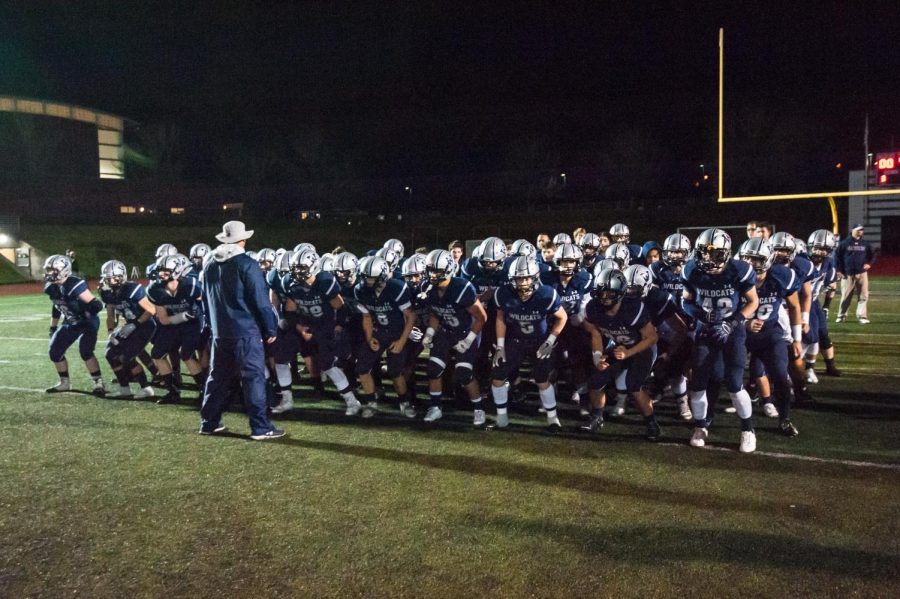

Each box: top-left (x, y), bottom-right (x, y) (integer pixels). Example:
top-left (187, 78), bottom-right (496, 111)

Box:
top-left (875, 152), bottom-right (900, 186)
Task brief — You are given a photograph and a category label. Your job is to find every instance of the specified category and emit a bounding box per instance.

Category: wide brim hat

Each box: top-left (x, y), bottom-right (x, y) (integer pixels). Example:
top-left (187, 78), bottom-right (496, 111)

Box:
top-left (216, 220), bottom-right (254, 243)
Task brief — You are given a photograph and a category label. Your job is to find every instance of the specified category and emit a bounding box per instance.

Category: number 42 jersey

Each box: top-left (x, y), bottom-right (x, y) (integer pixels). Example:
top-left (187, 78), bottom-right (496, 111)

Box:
top-left (681, 258), bottom-right (756, 325)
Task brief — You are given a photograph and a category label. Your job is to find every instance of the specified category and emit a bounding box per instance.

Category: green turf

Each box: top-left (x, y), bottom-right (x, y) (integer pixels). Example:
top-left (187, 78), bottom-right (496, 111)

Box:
top-left (0, 281), bottom-right (898, 596)
top-left (0, 255), bottom-right (28, 284)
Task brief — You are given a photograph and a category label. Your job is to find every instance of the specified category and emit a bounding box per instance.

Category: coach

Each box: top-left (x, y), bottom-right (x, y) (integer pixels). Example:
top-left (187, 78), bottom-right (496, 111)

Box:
top-left (835, 224), bottom-right (875, 324)
top-left (199, 220), bottom-right (284, 439)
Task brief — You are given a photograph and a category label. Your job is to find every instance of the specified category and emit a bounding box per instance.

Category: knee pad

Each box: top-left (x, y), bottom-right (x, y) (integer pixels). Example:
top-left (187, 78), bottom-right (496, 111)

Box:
top-left (426, 356), bottom-right (446, 380)
top-left (79, 350), bottom-right (96, 362)
top-left (454, 362), bottom-right (474, 386)
top-left (820, 333), bottom-right (833, 351)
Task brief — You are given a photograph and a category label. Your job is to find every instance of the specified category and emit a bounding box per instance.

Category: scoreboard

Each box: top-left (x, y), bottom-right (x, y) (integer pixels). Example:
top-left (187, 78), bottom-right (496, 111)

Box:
top-left (875, 151), bottom-right (900, 186)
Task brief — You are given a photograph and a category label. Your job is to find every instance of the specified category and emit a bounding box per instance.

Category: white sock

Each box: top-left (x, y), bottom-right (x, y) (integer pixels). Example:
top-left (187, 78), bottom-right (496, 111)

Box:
top-left (275, 363), bottom-right (292, 388)
top-left (729, 389), bottom-right (753, 419)
top-left (492, 384), bottom-right (508, 409)
top-left (324, 366), bottom-right (350, 391)
top-left (689, 391), bottom-right (708, 421)
top-left (671, 376), bottom-right (687, 396)
top-left (615, 369), bottom-right (627, 389)
top-left (539, 386), bottom-right (557, 420)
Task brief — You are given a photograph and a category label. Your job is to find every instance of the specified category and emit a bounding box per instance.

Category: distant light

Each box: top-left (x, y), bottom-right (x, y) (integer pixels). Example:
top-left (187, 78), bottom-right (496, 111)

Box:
top-left (560, 173), bottom-right (566, 177)
top-left (703, 174), bottom-right (709, 180)
top-left (404, 186), bottom-right (411, 191)
top-left (139, 206), bottom-right (145, 213)
top-left (347, 221), bottom-right (352, 226)
top-left (0, 234), bottom-right (9, 244)
top-left (222, 204), bottom-right (227, 210)
top-left (693, 181), bottom-right (700, 188)
top-left (835, 163), bottom-right (842, 169)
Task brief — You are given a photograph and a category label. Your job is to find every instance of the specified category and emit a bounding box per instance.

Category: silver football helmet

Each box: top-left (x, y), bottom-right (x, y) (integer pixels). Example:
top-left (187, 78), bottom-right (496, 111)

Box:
top-left (155, 243), bottom-right (178, 259)
top-left (479, 237), bottom-right (508, 271)
top-left (592, 268), bottom-right (628, 308)
top-left (383, 238), bottom-right (405, 259)
top-left (334, 252), bottom-right (359, 286)
top-left (770, 232), bottom-right (796, 265)
top-left (739, 237), bottom-right (775, 274)
top-left (273, 248), bottom-right (292, 275)
top-left (695, 228), bottom-right (732, 273)
top-left (579, 233), bottom-right (602, 257)
top-left (401, 253), bottom-right (427, 284)
top-left (592, 258), bottom-right (620, 281)
top-left (808, 229), bottom-right (836, 264)
top-left (605, 243), bottom-right (631, 268)
top-left (376, 246), bottom-right (402, 270)
top-left (189, 243), bottom-right (211, 266)
top-left (293, 242), bottom-right (316, 255)
top-left (360, 256), bottom-right (391, 287)
top-left (662, 233), bottom-right (692, 267)
top-left (623, 264), bottom-right (653, 299)
top-left (44, 255), bottom-right (72, 284)
top-left (256, 248), bottom-right (276, 272)
top-left (554, 243), bottom-right (583, 276)
top-left (157, 253), bottom-right (192, 281)
top-left (552, 232), bottom-right (573, 246)
top-left (508, 255), bottom-right (540, 301)
top-left (425, 249), bottom-right (456, 284)
top-left (510, 239), bottom-right (537, 258)
top-left (319, 252), bottom-right (336, 273)
top-left (290, 248), bottom-right (321, 282)
top-left (100, 259), bottom-right (127, 288)
top-left (609, 223), bottom-right (630, 244)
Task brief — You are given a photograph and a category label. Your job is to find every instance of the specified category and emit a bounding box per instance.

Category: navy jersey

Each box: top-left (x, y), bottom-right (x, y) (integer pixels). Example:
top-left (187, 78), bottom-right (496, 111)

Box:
top-left (790, 255), bottom-right (816, 286)
top-left (494, 283), bottom-right (560, 341)
top-left (100, 282), bottom-right (149, 323)
top-left (540, 269), bottom-right (592, 317)
top-left (405, 280), bottom-right (431, 326)
top-left (627, 244), bottom-right (645, 265)
top-left (185, 263), bottom-right (202, 281)
top-left (463, 260), bottom-right (508, 296)
top-left (147, 277), bottom-right (202, 318)
top-left (422, 277), bottom-right (477, 334)
top-left (283, 271), bottom-right (340, 327)
top-left (353, 277), bottom-right (413, 335)
top-left (752, 264), bottom-right (797, 326)
top-left (650, 261), bottom-right (684, 299)
top-left (266, 269), bottom-right (289, 314)
top-left (810, 256), bottom-right (836, 298)
top-left (681, 259), bottom-right (756, 325)
top-left (44, 277), bottom-right (91, 325)
top-left (585, 296), bottom-right (651, 349)
top-left (634, 286), bottom-right (676, 327)
top-left (145, 262), bottom-right (159, 282)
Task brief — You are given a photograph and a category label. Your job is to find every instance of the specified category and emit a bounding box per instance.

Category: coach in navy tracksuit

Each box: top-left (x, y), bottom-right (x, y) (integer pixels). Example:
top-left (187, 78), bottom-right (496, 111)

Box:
top-left (200, 221), bottom-right (283, 440)
top-left (835, 224), bottom-right (875, 324)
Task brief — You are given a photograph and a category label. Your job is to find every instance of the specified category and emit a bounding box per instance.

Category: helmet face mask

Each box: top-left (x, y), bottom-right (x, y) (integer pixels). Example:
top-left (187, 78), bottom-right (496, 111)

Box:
top-left (290, 249), bottom-right (321, 283)
top-left (695, 229), bottom-right (732, 274)
top-left (605, 243), bottom-right (631, 269)
top-left (361, 256), bottom-right (390, 289)
top-left (100, 259), bottom-right (127, 289)
top-left (512, 276), bottom-right (536, 300)
top-left (425, 249), bottom-right (455, 285)
top-left (334, 252), bottom-right (359, 286)
top-left (609, 223), bottom-right (630, 245)
top-left (592, 269), bottom-right (627, 308)
top-left (44, 255), bottom-right (73, 284)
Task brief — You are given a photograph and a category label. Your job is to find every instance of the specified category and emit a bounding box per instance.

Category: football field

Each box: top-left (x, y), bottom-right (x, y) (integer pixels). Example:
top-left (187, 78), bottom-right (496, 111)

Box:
top-left (1, 281), bottom-right (898, 597)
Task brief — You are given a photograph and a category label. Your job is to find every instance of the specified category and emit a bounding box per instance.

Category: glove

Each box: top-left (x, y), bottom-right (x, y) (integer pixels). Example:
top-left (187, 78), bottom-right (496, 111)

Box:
top-left (453, 331), bottom-right (477, 354)
top-left (712, 316), bottom-right (743, 343)
top-left (117, 322), bottom-right (137, 340)
top-left (421, 327), bottom-right (435, 349)
top-left (408, 327), bottom-right (424, 343)
top-left (278, 318), bottom-right (290, 331)
top-left (492, 346), bottom-right (506, 369)
top-left (536, 334), bottom-right (557, 360)
top-left (49, 325), bottom-right (58, 338)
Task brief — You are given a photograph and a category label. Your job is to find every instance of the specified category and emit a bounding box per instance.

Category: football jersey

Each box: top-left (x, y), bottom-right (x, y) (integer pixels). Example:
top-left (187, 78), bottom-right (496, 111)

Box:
top-left (585, 296), bottom-right (651, 349)
top-left (44, 277), bottom-right (91, 325)
top-left (752, 264), bottom-right (797, 328)
top-left (100, 282), bottom-right (149, 323)
top-left (147, 277), bottom-right (202, 320)
top-left (809, 256), bottom-right (836, 298)
top-left (353, 277), bottom-right (413, 335)
top-left (650, 261), bottom-right (684, 299)
top-left (633, 286), bottom-right (676, 327)
top-left (494, 283), bottom-right (560, 342)
top-left (681, 258), bottom-right (756, 325)
top-left (626, 243), bottom-right (645, 266)
top-left (790, 255), bottom-right (816, 285)
top-left (282, 271), bottom-right (341, 327)
top-left (463, 260), bottom-right (508, 296)
top-left (422, 277), bottom-right (477, 334)
top-left (540, 269), bottom-right (592, 317)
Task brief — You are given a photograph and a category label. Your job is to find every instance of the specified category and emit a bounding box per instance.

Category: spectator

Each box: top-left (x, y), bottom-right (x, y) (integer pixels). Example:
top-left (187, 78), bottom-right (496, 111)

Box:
top-left (835, 224), bottom-right (875, 324)
top-left (66, 249), bottom-right (81, 278)
top-left (642, 241), bottom-right (662, 264)
top-left (200, 220), bottom-right (284, 439)
top-left (540, 240), bottom-right (556, 264)
top-left (536, 233), bottom-right (551, 248)
top-left (448, 240), bottom-right (464, 264)
top-left (572, 227), bottom-right (587, 246)
top-left (746, 221), bottom-right (759, 239)
top-left (754, 222), bottom-right (773, 240)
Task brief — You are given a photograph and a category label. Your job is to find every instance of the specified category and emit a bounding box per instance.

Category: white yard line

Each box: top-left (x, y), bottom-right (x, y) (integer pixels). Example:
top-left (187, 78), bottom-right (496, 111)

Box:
top-left (659, 442), bottom-right (900, 471)
top-left (0, 385), bottom-right (46, 393)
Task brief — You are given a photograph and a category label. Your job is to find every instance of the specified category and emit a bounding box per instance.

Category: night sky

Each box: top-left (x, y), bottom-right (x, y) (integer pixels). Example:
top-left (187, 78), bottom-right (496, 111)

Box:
top-left (2, 2), bottom-right (898, 196)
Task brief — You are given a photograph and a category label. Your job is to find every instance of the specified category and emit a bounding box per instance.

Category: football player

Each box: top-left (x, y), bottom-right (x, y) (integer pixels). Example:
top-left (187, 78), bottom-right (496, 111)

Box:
top-left (681, 228), bottom-right (759, 453)
top-left (420, 250), bottom-right (488, 424)
top-left (353, 256), bottom-right (417, 417)
top-left (100, 259), bottom-right (158, 399)
top-left (580, 269), bottom-right (661, 440)
top-left (43, 254), bottom-right (106, 395)
top-left (491, 256), bottom-right (568, 431)
top-left (146, 243), bottom-right (178, 281)
top-left (579, 233), bottom-right (603, 273)
top-left (609, 223), bottom-right (644, 264)
top-left (147, 254), bottom-right (207, 404)
top-left (803, 230), bottom-right (841, 380)
top-left (399, 253), bottom-right (430, 417)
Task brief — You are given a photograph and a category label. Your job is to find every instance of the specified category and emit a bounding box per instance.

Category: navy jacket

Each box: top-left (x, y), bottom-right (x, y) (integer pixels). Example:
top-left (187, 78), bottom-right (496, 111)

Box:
top-left (203, 244), bottom-right (278, 340)
top-left (835, 237), bottom-right (875, 276)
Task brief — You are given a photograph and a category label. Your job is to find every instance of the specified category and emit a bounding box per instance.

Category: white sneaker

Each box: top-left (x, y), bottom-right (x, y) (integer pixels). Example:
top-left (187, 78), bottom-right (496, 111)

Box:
top-left (739, 430), bottom-right (757, 453)
top-left (610, 395), bottom-right (626, 417)
top-left (805, 368), bottom-right (819, 384)
top-left (344, 397), bottom-right (362, 416)
top-left (109, 385), bottom-right (132, 398)
top-left (134, 386), bottom-right (155, 399)
top-left (495, 412), bottom-right (509, 428)
top-left (570, 391), bottom-right (581, 404)
top-left (271, 393), bottom-right (294, 414)
top-left (677, 395), bottom-right (693, 421)
top-left (858, 317), bottom-right (870, 325)
top-left (473, 409), bottom-right (486, 427)
top-left (399, 402), bottom-right (416, 419)
top-left (835, 315), bottom-right (845, 323)
top-left (579, 406), bottom-right (591, 417)
top-left (92, 379), bottom-right (106, 396)
top-left (762, 403), bottom-right (779, 418)
top-left (424, 406), bottom-right (443, 422)
top-left (45, 380), bottom-right (71, 393)
top-left (690, 427), bottom-right (708, 447)
top-left (361, 402), bottom-right (378, 418)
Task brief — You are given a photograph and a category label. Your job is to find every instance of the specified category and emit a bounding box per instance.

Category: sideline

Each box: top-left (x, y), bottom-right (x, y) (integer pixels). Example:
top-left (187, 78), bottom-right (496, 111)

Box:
top-left (659, 442), bottom-right (900, 471)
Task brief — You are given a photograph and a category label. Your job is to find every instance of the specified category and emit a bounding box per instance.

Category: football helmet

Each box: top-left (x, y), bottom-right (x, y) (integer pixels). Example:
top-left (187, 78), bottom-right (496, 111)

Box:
top-left (376, 246), bottom-right (402, 270)
top-left (592, 258), bottom-right (621, 281)
top-left (695, 228), bottom-right (732, 273)
top-left (807, 229), bottom-right (836, 264)
top-left (609, 223), bottom-right (630, 244)
top-left (333, 252), bottom-right (359, 286)
top-left (508, 256), bottom-right (540, 301)
top-left (360, 255), bottom-right (391, 288)
top-left (479, 236), bottom-right (508, 271)
top-left (770, 232), bottom-right (796, 265)
top-left (100, 259), bottom-right (127, 289)
top-left (425, 249), bottom-right (456, 284)
top-left (292, 242), bottom-right (316, 255)
top-left (256, 248), bottom-right (276, 272)
top-left (157, 253), bottom-right (192, 282)
top-left (554, 243), bottom-right (583, 276)
top-left (579, 233), bottom-right (602, 257)
top-left (553, 232), bottom-right (573, 246)
top-left (401, 253), bottom-right (427, 283)
top-left (510, 239), bottom-right (537, 258)
top-left (189, 243), bottom-right (211, 266)
top-left (44, 255), bottom-right (72, 283)
top-left (245, 250), bottom-right (258, 261)
top-left (290, 248), bottom-right (321, 282)
top-left (383, 238), bottom-right (405, 259)
top-left (623, 264), bottom-right (653, 299)
top-left (591, 268), bottom-right (628, 308)
top-left (738, 237), bottom-right (775, 274)
top-left (273, 248), bottom-right (292, 275)
top-left (794, 239), bottom-right (808, 257)
top-left (155, 243), bottom-right (178, 259)
top-left (319, 252), bottom-right (336, 272)
top-left (662, 233), bottom-right (691, 267)
top-left (605, 243), bottom-right (631, 268)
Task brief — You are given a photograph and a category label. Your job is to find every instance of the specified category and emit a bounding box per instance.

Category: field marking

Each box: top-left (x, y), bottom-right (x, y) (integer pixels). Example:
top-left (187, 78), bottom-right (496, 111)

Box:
top-left (659, 442), bottom-right (900, 471)
top-left (0, 316), bottom-right (46, 323)
top-left (0, 385), bottom-right (46, 393)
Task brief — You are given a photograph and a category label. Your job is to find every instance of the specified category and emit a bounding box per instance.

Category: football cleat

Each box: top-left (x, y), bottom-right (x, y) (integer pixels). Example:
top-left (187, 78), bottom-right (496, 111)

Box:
top-left (108, 385), bottom-right (132, 398)
top-left (156, 390), bottom-right (181, 405)
top-left (825, 364), bottom-right (842, 377)
top-left (92, 379), bottom-right (106, 397)
top-left (676, 395), bottom-right (693, 421)
top-left (739, 431), bottom-right (757, 453)
top-left (834, 315), bottom-right (845, 323)
top-left (779, 420), bottom-right (799, 437)
top-left (424, 406), bottom-right (443, 422)
top-left (689, 427), bottom-right (708, 447)
top-left (858, 317), bottom-right (870, 324)
top-left (45, 380), bottom-right (71, 393)
top-left (805, 368), bottom-right (819, 384)
top-left (473, 409), bottom-right (486, 427)
top-left (495, 412), bottom-right (509, 428)
top-left (724, 406), bottom-right (737, 414)
top-left (270, 391), bottom-right (294, 414)
top-left (762, 403), bottom-right (779, 418)
top-left (545, 420), bottom-right (562, 434)
top-left (580, 413), bottom-right (604, 433)
top-left (609, 394), bottom-right (627, 417)
top-left (361, 402), bottom-right (378, 419)
top-left (399, 402), bottom-right (417, 419)
top-left (645, 420), bottom-right (662, 442)
top-left (344, 397), bottom-right (362, 416)
top-left (134, 386), bottom-right (155, 399)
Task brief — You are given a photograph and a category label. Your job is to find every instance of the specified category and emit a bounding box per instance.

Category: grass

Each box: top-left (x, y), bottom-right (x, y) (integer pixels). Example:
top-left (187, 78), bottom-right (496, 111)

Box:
top-left (0, 256), bottom-right (27, 284)
top-left (0, 281), bottom-right (898, 597)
